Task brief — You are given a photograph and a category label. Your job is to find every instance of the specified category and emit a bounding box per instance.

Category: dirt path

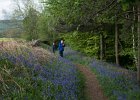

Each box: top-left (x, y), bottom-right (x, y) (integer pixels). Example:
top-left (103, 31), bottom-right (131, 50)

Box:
top-left (76, 64), bottom-right (108, 100)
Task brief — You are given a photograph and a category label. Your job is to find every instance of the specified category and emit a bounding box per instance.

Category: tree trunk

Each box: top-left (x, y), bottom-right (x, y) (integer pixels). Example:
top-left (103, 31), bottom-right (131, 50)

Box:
top-left (132, 6), bottom-right (137, 67)
top-left (137, 2), bottom-right (140, 84)
top-left (132, 33), bottom-right (137, 65)
top-left (115, 21), bottom-right (119, 65)
top-left (100, 33), bottom-right (103, 60)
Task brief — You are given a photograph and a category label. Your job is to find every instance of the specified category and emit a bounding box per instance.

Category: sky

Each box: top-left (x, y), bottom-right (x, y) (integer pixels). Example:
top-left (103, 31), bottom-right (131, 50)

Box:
top-left (0, 0), bottom-right (13, 19)
top-left (0, 0), bottom-right (41, 20)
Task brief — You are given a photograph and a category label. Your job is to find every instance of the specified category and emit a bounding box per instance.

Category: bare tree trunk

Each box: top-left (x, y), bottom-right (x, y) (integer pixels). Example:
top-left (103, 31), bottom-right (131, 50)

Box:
top-left (132, 6), bottom-right (137, 67)
top-left (115, 21), bottom-right (119, 65)
top-left (137, 2), bottom-right (140, 84)
top-left (100, 33), bottom-right (103, 60)
top-left (133, 33), bottom-right (137, 65)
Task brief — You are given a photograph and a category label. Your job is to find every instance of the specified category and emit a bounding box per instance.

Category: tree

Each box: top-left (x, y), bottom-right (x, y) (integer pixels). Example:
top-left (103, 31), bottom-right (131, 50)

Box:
top-left (115, 18), bottom-right (119, 65)
top-left (12, 0), bottom-right (40, 40)
top-left (23, 7), bottom-right (39, 40)
top-left (100, 32), bottom-right (103, 60)
top-left (137, 0), bottom-right (140, 83)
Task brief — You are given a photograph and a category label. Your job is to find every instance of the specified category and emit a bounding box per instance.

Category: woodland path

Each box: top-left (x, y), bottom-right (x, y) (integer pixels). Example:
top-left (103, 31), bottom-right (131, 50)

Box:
top-left (75, 64), bottom-right (108, 100)
top-left (53, 48), bottom-right (108, 100)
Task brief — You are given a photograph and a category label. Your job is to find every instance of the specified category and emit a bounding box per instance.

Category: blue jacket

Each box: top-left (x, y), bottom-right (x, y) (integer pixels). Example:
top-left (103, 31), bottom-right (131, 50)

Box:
top-left (58, 42), bottom-right (64, 51)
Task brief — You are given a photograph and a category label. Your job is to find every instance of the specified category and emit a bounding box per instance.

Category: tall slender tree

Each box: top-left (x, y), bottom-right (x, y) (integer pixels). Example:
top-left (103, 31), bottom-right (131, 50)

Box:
top-left (137, 0), bottom-right (140, 83)
top-left (115, 16), bottom-right (119, 65)
top-left (100, 32), bottom-right (103, 60)
top-left (132, 6), bottom-right (137, 67)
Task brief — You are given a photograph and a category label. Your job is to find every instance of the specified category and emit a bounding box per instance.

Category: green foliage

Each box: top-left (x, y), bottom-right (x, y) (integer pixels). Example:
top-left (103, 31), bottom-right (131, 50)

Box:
top-left (37, 13), bottom-right (50, 40)
top-left (41, 0), bottom-right (138, 68)
top-left (37, 12), bottom-right (59, 42)
top-left (9, 0), bottom-right (137, 70)
top-left (23, 8), bottom-right (39, 40)
top-left (118, 0), bottom-right (136, 11)
top-left (64, 31), bottom-right (99, 57)
top-left (42, 0), bottom-right (110, 26)
top-left (84, 36), bottom-right (99, 56)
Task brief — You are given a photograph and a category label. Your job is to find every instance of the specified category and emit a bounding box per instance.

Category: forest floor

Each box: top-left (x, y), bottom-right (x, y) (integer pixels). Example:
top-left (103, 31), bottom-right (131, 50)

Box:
top-left (40, 45), bottom-right (108, 100)
top-left (75, 64), bottom-right (108, 100)
top-left (48, 46), bottom-right (108, 99)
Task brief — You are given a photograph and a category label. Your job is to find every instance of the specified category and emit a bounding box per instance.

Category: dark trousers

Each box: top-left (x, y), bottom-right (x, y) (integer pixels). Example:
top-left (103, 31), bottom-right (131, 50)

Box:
top-left (53, 46), bottom-right (56, 53)
top-left (53, 48), bottom-right (55, 53)
top-left (59, 51), bottom-right (63, 57)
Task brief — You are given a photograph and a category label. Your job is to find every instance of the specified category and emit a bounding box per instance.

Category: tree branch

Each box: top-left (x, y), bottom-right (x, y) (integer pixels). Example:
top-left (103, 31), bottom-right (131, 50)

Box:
top-left (94, 0), bottom-right (117, 16)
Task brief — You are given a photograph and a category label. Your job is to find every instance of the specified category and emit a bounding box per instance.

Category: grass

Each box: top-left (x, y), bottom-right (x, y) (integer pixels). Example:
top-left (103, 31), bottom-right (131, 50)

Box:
top-left (0, 59), bottom-right (28, 98)
top-left (0, 38), bottom-right (26, 43)
top-left (77, 70), bottom-right (86, 100)
top-left (0, 38), bottom-right (14, 41)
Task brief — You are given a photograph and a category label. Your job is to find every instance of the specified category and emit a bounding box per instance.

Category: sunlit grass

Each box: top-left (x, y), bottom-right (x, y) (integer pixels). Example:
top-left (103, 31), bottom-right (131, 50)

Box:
top-left (0, 38), bottom-right (25, 42)
top-left (0, 38), bottom-right (14, 41)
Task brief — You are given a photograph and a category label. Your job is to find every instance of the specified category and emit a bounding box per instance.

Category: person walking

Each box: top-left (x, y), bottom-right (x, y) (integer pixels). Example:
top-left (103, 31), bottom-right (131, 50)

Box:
top-left (58, 39), bottom-right (65, 57)
top-left (52, 42), bottom-right (56, 53)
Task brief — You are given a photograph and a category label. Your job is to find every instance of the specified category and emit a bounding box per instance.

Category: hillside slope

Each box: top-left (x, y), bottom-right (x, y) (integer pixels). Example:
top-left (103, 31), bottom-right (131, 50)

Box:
top-left (0, 20), bottom-right (23, 38)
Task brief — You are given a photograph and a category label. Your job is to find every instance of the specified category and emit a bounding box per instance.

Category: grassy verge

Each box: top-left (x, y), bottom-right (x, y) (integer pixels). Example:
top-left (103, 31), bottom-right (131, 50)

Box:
top-left (91, 68), bottom-right (117, 100)
top-left (77, 70), bottom-right (86, 100)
